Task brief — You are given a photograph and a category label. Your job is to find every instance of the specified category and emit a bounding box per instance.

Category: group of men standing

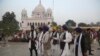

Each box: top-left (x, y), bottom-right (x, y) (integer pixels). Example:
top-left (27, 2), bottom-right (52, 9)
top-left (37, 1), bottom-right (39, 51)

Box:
top-left (28, 25), bottom-right (98, 56)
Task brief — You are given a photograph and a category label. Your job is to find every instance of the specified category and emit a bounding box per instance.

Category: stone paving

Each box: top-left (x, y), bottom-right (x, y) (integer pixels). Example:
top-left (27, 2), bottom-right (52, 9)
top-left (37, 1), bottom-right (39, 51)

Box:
top-left (0, 42), bottom-right (30, 56)
top-left (0, 42), bottom-right (100, 56)
top-left (88, 41), bottom-right (100, 56)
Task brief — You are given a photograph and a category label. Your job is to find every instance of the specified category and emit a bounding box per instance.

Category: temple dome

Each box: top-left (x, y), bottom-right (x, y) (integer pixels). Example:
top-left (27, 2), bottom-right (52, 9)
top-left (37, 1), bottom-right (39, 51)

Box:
top-left (33, 3), bottom-right (45, 13)
top-left (47, 8), bottom-right (52, 13)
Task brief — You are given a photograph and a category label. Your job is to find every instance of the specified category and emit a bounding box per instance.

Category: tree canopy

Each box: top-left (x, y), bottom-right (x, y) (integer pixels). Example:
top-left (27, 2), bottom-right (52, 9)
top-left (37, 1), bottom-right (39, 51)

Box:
top-left (51, 21), bottom-right (57, 26)
top-left (78, 22), bottom-right (88, 27)
top-left (0, 21), bottom-right (2, 29)
top-left (1, 12), bottom-right (19, 36)
top-left (65, 20), bottom-right (76, 27)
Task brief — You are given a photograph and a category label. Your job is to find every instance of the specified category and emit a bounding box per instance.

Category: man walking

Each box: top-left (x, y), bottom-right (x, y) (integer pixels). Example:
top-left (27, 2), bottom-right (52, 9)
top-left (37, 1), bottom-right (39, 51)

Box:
top-left (60, 25), bottom-right (72, 56)
top-left (85, 29), bottom-right (93, 55)
top-left (74, 28), bottom-right (87, 56)
top-left (97, 29), bottom-right (100, 50)
top-left (29, 25), bottom-right (38, 56)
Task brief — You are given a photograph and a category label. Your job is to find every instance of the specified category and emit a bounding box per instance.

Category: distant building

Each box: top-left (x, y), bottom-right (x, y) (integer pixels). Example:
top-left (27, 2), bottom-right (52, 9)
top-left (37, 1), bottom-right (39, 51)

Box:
top-left (20, 0), bottom-right (53, 30)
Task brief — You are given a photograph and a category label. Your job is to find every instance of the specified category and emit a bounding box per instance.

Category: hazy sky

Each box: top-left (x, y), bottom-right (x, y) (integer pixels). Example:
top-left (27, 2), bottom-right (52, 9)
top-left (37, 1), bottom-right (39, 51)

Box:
top-left (0, 0), bottom-right (100, 25)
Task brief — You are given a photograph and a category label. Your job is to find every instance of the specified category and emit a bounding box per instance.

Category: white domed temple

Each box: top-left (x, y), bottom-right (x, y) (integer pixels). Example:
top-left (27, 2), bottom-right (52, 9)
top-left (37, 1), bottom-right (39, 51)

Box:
top-left (20, 0), bottom-right (53, 30)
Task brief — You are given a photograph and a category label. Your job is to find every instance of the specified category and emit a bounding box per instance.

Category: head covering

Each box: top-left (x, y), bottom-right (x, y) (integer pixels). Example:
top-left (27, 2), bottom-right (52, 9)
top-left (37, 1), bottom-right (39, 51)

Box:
top-left (99, 29), bottom-right (100, 31)
top-left (62, 25), bottom-right (68, 31)
top-left (52, 26), bottom-right (58, 31)
top-left (42, 25), bottom-right (49, 32)
top-left (75, 27), bottom-right (82, 33)
top-left (87, 28), bottom-right (91, 31)
top-left (38, 27), bottom-right (43, 31)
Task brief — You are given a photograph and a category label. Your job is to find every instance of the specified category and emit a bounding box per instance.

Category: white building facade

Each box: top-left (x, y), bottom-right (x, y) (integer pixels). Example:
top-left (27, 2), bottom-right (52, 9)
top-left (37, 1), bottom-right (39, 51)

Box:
top-left (20, 1), bottom-right (53, 30)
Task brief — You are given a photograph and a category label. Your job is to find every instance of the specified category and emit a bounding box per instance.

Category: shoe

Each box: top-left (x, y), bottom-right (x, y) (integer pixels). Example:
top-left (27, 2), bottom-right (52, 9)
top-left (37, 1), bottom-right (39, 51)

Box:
top-left (97, 48), bottom-right (100, 50)
top-left (91, 50), bottom-right (94, 51)
top-left (89, 53), bottom-right (94, 55)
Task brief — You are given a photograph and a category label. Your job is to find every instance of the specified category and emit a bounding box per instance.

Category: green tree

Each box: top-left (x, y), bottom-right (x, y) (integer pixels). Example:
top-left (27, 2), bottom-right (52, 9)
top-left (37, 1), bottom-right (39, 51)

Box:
top-left (0, 21), bottom-right (2, 30)
top-left (2, 12), bottom-right (19, 36)
top-left (51, 21), bottom-right (57, 26)
top-left (78, 22), bottom-right (88, 27)
top-left (65, 20), bottom-right (76, 27)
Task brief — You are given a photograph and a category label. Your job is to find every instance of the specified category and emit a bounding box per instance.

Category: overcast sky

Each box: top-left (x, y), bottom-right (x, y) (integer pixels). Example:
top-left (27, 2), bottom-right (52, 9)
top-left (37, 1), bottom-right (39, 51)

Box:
top-left (0, 0), bottom-right (100, 25)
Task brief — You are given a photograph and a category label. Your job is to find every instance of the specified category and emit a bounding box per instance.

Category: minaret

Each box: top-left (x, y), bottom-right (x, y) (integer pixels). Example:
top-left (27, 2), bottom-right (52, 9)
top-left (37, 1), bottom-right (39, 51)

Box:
top-left (21, 8), bottom-right (27, 19)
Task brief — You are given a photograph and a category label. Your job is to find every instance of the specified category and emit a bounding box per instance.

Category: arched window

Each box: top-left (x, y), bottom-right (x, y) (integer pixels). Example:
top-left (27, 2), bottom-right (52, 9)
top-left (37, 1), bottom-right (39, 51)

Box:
top-left (41, 23), bottom-right (42, 26)
top-left (27, 23), bottom-right (30, 26)
top-left (35, 23), bottom-right (37, 26)
top-left (30, 23), bottom-right (31, 26)
top-left (23, 14), bottom-right (26, 17)
top-left (38, 23), bottom-right (40, 27)
top-left (48, 22), bottom-right (50, 25)
top-left (22, 21), bottom-right (24, 23)
top-left (33, 22), bottom-right (34, 26)
top-left (43, 23), bottom-right (45, 26)
top-left (48, 14), bottom-right (49, 17)
top-left (49, 14), bottom-right (51, 17)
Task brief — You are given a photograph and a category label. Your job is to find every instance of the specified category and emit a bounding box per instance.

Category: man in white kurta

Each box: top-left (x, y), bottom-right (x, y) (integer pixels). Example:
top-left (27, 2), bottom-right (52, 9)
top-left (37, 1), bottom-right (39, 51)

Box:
top-left (28, 30), bottom-right (38, 56)
top-left (74, 28), bottom-right (87, 56)
top-left (51, 31), bottom-right (61, 56)
top-left (61, 31), bottom-right (72, 56)
top-left (37, 31), bottom-right (44, 56)
top-left (29, 30), bottom-right (37, 48)
top-left (42, 31), bottom-right (51, 56)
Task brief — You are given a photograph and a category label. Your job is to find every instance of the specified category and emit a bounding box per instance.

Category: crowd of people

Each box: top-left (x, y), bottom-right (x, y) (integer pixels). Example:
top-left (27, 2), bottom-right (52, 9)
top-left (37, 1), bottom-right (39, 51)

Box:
top-left (28, 24), bottom-right (100, 56)
top-left (1, 24), bottom-right (100, 56)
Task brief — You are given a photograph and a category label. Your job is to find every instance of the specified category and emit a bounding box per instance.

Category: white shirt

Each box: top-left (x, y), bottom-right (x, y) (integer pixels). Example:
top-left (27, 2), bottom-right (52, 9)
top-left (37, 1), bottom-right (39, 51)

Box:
top-left (64, 31), bottom-right (72, 43)
top-left (29, 30), bottom-right (36, 38)
top-left (42, 31), bottom-right (50, 43)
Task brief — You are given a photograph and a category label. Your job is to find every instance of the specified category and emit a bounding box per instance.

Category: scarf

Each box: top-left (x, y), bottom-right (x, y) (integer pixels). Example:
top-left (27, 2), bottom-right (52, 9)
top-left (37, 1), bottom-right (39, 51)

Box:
top-left (74, 33), bottom-right (83, 56)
